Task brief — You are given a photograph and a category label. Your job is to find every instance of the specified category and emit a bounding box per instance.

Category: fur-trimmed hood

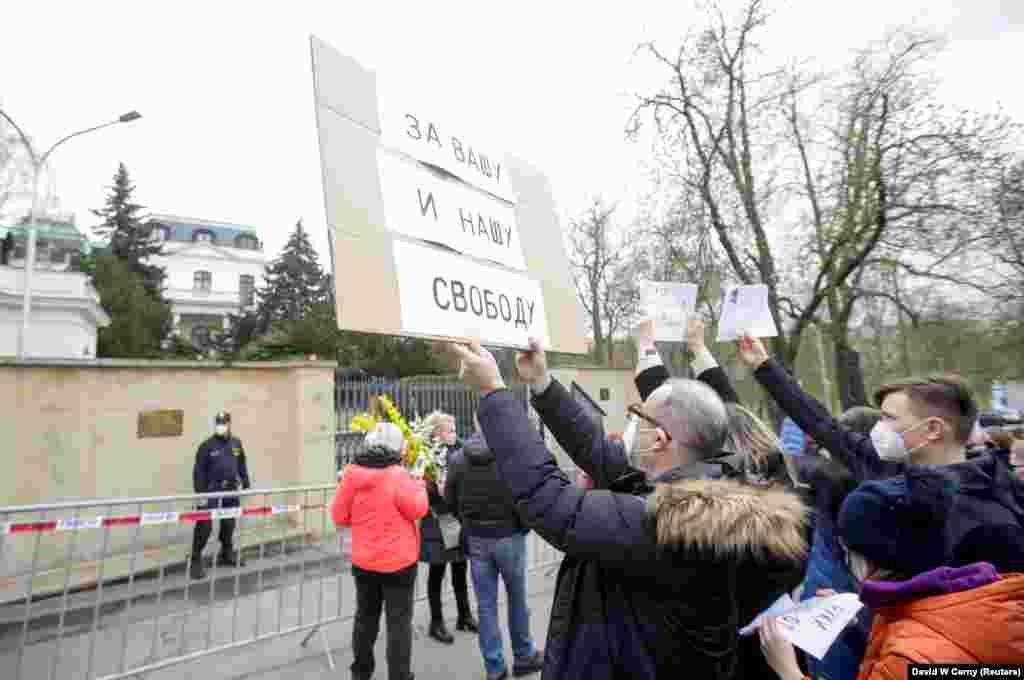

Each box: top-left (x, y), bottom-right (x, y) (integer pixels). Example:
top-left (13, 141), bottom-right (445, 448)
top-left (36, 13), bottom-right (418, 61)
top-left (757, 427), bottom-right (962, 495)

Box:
top-left (648, 478), bottom-right (810, 564)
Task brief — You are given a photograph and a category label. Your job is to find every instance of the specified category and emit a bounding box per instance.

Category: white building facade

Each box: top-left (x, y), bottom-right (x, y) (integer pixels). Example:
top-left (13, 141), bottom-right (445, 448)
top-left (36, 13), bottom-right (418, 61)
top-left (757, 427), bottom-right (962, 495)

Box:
top-left (143, 214), bottom-right (270, 348)
top-left (0, 222), bottom-right (110, 359)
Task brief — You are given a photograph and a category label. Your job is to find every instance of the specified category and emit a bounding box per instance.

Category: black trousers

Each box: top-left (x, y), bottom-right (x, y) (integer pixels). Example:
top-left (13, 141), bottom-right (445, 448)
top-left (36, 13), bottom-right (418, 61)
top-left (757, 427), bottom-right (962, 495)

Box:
top-left (191, 518), bottom-right (236, 557)
top-left (351, 563), bottom-right (417, 680)
top-left (427, 560), bottom-right (471, 622)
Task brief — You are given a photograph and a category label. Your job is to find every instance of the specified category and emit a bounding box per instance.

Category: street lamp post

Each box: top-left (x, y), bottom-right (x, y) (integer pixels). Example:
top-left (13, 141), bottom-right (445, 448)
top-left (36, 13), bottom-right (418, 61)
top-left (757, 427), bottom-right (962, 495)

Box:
top-left (0, 109), bottom-right (141, 359)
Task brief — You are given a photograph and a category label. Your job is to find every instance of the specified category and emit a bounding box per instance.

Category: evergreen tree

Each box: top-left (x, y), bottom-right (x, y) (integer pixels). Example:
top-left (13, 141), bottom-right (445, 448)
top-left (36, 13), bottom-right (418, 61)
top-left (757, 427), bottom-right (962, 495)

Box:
top-left (92, 254), bottom-right (172, 358)
top-left (92, 163), bottom-right (165, 299)
top-left (254, 219), bottom-right (326, 331)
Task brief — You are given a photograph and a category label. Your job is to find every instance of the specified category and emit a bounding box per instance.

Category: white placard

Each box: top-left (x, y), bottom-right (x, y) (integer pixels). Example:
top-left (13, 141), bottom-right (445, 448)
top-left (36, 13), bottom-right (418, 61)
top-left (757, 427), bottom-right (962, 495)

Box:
top-left (378, 88), bottom-right (515, 203)
top-left (744, 593), bottom-right (864, 661)
top-left (641, 281), bottom-right (698, 342)
top-left (740, 592), bottom-right (795, 636)
top-left (141, 511), bottom-right (180, 526)
top-left (377, 150), bottom-right (526, 271)
top-left (391, 239), bottom-right (549, 348)
top-left (272, 505), bottom-right (300, 515)
top-left (57, 517), bottom-right (103, 532)
top-left (210, 508), bottom-right (242, 520)
top-left (716, 284), bottom-right (780, 341)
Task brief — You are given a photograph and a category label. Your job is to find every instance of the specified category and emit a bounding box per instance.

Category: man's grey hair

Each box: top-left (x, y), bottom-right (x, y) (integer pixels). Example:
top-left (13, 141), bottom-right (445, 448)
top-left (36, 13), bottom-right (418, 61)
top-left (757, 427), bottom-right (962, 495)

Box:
top-left (648, 379), bottom-right (728, 460)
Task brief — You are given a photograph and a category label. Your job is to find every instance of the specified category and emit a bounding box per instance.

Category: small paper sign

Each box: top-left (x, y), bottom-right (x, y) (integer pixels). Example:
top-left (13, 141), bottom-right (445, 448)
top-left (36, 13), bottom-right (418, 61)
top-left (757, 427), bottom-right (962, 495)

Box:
top-left (740, 592), bottom-right (795, 636)
top-left (716, 284), bottom-right (779, 342)
top-left (141, 511), bottom-right (180, 526)
top-left (210, 508), bottom-right (242, 520)
top-left (641, 282), bottom-right (698, 342)
top-left (743, 593), bottom-right (864, 660)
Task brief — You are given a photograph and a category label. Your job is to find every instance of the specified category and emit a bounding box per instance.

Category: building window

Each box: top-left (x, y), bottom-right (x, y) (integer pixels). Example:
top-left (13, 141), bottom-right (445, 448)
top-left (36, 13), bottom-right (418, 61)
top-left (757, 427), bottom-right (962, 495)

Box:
top-left (193, 270), bottom-right (212, 292)
top-left (193, 229), bottom-right (214, 243)
top-left (152, 226), bottom-right (168, 243)
top-left (191, 325), bottom-right (211, 349)
top-left (239, 274), bottom-right (255, 306)
top-left (236, 235), bottom-right (258, 250)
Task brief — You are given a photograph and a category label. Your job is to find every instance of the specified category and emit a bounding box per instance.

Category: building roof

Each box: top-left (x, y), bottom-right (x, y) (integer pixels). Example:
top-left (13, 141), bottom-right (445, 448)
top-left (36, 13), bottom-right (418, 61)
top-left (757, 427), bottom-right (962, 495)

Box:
top-left (0, 221), bottom-right (88, 243)
top-left (142, 214), bottom-right (259, 247)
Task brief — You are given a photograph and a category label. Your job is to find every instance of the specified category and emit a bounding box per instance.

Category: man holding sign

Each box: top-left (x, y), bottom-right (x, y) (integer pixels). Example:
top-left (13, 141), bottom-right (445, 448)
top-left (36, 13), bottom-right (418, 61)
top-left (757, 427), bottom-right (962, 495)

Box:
top-left (449, 337), bottom-right (810, 680)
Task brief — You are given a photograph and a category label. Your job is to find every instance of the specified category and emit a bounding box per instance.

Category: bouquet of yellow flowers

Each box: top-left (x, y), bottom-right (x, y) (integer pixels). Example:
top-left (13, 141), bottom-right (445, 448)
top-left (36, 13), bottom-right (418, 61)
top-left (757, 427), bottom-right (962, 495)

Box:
top-left (349, 395), bottom-right (449, 481)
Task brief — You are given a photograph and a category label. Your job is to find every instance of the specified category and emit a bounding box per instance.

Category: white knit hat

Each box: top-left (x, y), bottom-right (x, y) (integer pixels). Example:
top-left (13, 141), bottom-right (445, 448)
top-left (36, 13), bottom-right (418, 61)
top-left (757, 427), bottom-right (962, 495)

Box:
top-left (364, 422), bottom-right (405, 454)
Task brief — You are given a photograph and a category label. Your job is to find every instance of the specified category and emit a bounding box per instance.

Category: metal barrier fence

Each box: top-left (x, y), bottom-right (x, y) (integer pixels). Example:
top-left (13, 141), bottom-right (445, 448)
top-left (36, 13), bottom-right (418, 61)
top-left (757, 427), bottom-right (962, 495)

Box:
top-left (335, 375), bottom-right (532, 469)
top-left (0, 485), bottom-right (563, 680)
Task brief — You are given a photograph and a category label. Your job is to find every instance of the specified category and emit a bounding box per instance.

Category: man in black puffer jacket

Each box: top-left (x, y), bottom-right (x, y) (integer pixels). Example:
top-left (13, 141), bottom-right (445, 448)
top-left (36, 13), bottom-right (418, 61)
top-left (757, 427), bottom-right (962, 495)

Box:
top-left (446, 429), bottom-right (545, 680)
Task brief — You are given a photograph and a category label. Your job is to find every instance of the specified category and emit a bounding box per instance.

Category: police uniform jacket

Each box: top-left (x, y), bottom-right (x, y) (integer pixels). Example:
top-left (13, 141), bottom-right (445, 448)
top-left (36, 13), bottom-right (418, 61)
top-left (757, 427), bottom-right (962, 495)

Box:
top-left (194, 435), bottom-right (251, 508)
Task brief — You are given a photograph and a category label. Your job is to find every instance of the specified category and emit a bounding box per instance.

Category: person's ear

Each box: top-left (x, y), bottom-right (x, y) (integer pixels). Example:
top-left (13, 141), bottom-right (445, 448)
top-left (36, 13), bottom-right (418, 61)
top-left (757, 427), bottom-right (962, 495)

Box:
top-left (655, 428), bottom-right (671, 450)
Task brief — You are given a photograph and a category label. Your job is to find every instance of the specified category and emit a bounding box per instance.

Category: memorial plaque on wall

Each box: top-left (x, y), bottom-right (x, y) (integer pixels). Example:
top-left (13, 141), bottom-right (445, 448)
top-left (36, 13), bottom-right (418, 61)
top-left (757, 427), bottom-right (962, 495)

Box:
top-left (138, 409), bottom-right (184, 438)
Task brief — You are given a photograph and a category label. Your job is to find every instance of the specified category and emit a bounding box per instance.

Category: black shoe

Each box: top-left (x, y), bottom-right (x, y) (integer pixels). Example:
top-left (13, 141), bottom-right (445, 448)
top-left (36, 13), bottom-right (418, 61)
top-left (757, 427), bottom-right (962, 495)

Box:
top-left (189, 555), bottom-right (206, 580)
top-left (428, 619), bottom-right (454, 644)
top-left (513, 650), bottom-right (544, 677)
top-left (455, 614), bottom-right (478, 633)
top-left (216, 551), bottom-right (244, 568)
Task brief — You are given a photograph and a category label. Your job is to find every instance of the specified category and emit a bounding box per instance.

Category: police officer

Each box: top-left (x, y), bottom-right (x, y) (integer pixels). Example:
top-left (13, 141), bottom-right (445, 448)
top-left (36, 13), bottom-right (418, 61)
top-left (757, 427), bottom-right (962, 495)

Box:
top-left (190, 412), bottom-right (251, 579)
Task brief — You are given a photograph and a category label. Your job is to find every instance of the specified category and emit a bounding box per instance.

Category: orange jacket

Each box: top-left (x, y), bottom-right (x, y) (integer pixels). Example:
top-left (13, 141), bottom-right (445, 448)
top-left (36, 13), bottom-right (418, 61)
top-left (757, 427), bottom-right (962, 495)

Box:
top-left (856, 574), bottom-right (1024, 680)
top-left (331, 465), bottom-right (428, 573)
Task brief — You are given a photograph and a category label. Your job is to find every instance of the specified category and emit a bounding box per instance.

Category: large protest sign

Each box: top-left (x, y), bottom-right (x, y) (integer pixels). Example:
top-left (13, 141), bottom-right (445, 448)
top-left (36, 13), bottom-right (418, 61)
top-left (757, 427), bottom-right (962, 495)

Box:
top-left (640, 281), bottom-right (698, 342)
top-left (310, 36), bottom-right (586, 352)
top-left (717, 284), bottom-right (780, 342)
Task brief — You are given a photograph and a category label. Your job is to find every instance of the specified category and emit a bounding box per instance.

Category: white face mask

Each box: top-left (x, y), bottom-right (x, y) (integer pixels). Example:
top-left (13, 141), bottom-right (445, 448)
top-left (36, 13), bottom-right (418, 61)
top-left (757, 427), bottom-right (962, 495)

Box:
top-left (214, 424), bottom-right (229, 437)
top-left (847, 550), bottom-right (873, 585)
top-left (622, 415), bottom-right (639, 459)
top-left (870, 419), bottom-right (928, 462)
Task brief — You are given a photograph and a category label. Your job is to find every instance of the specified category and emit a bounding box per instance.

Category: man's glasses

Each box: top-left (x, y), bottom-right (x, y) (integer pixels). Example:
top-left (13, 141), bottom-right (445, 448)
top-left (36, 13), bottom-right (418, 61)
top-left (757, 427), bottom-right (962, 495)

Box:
top-left (626, 403), bottom-right (672, 442)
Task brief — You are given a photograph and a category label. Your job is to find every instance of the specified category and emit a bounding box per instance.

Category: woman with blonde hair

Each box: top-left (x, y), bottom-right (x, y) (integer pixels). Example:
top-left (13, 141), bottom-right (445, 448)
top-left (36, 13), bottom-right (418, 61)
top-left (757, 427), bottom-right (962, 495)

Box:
top-left (418, 411), bottom-right (477, 643)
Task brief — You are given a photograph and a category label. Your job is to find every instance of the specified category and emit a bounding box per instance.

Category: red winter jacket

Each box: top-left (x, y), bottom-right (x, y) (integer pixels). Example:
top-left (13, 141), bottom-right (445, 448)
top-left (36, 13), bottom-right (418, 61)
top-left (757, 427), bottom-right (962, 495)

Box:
top-left (332, 464), bottom-right (428, 573)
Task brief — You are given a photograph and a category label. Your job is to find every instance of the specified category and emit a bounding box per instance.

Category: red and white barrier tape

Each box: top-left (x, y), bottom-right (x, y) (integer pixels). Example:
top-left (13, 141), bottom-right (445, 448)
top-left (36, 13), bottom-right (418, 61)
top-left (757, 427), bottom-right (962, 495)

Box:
top-left (3, 504), bottom-right (326, 535)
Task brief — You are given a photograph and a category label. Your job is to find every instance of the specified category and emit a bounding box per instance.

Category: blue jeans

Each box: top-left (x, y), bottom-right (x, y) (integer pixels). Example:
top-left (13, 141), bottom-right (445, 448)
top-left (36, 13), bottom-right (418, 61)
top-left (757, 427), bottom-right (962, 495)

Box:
top-left (466, 532), bottom-right (536, 676)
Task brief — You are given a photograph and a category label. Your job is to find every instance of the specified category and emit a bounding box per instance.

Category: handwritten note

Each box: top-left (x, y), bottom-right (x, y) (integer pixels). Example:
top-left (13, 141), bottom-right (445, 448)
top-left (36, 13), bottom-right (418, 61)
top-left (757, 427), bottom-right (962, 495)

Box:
top-left (743, 593), bottom-right (864, 660)
top-left (716, 284), bottom-right (779, 342)
top-left (740, 593), bottom-right (795, 636)
top-left (640, 281), bottom-right (698, 342)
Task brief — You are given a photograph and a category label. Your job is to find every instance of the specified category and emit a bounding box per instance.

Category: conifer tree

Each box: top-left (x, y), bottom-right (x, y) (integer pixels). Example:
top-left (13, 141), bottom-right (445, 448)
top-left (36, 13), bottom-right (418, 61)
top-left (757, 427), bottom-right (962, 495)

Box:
top-left (92, 163), bottom-right (165, 299)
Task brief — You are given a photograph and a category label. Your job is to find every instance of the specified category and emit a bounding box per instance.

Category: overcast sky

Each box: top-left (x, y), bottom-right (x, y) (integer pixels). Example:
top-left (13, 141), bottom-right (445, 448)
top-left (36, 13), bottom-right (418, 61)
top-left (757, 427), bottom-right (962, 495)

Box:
top-left (2, 0), bottom-right (1021, 262)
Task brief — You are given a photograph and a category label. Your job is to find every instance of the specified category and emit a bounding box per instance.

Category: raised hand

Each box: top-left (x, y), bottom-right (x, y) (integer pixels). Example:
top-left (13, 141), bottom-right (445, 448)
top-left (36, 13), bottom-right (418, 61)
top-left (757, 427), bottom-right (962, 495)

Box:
top-left (737, 334), bottom-right (770, 370)
top-left (514, 337), bottom-right (548, 387)
top-left (686, 318), bottom-right (706, 353)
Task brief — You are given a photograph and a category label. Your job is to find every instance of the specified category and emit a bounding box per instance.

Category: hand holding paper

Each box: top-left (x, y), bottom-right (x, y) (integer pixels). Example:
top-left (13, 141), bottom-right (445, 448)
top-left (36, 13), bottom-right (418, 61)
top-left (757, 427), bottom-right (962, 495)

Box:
top-left (737, 334), bottom-right (770, 371)
top-left (633, 319), bottom-right (656, 349)
top-left (686, 318), bottom-right (706, 353)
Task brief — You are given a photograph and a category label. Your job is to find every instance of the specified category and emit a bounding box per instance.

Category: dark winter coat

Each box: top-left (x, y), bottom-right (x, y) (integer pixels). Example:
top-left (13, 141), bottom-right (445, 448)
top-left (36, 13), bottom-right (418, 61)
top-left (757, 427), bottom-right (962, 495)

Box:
top-left (753, 358), bottom-right (1024, 556)
top-left (635, 362), bottom-right (809, 680)
top-left (193, 434), bottom-right (251, 509)
top-left (445, 431), bottom-right (527, 539)
top-left (478, 380), bottom-right (810, 680)
top-left (419, 443), bottom-right (466, 564)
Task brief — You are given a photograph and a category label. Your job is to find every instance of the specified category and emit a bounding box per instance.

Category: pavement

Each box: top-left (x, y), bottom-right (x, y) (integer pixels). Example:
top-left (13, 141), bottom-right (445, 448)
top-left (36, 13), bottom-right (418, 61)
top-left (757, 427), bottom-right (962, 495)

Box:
top-left (170, 567), bottom-right (559, 680)
top-left (1, 547), bottom-right (560, 680)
